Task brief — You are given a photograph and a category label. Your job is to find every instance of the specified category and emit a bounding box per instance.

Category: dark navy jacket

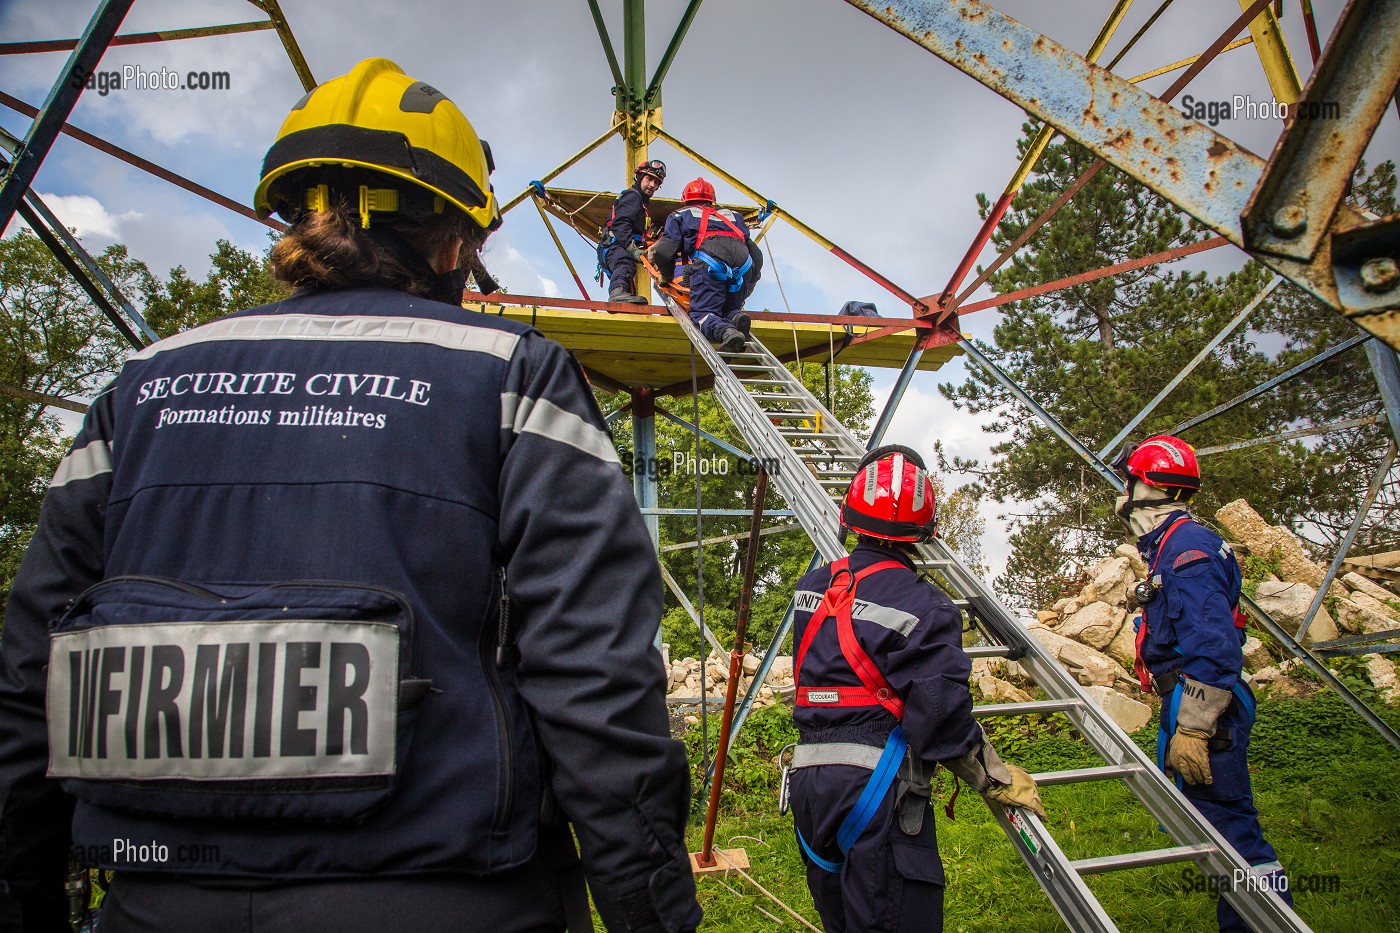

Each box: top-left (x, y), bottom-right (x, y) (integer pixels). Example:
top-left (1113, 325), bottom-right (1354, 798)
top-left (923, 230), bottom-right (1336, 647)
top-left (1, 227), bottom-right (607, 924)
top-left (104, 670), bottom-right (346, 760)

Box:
top-left (792, 542), bottom-right (982, 764)
top-left (652, 206), bottom-right (763, 279)
top-left (1136, 510), bottom-right (1245, 692)
top-left (605, 184), bottom-right (652, 248)
top-left (0, 287), bottom-right (699, 931)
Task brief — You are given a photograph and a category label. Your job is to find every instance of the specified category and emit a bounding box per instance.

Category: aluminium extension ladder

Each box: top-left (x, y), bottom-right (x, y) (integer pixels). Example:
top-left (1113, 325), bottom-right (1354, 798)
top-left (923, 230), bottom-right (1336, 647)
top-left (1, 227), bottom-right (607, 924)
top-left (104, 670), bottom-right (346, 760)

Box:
top-left (661, 295), bottom-right (1310, 933)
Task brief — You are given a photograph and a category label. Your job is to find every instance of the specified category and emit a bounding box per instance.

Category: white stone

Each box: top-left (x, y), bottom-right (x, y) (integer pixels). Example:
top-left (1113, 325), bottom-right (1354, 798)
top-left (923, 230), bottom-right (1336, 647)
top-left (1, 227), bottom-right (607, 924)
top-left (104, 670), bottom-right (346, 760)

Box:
top-left (1364, 657), bottom-right (1400, 702)
top-left (769, 656), bottom-right (794, 680)
top-left (742, 653), bottom-right (761, 675)
top-left (1341, 572), bottom-right (1400, 607)
top-left (1335, 597), bottom-right (1397, 635)
top-left (1087, 557), bottom-right (1134, 608)
top-left (1027, 624), bottom-right (1123, 687)
top-left (1216, 500), bottom-right (1344, 598)
top-left (978, 675), bottom-right (1033, 703)
top-left (1253, 580), bottom-right (1338, 643)
top-left (1083, 685), bottom-right (1152, 733)
top-left (1105, 618), bottom-right (1139, 669)
top-left (1115, 543), bottom-right (1149, 577)
top-left (1057, 602), bottom-right (1126, 650)
top-left (1241, 636), bottom-right (1272, 672)
top-left (1036, 610), bottom-right (1060, 626)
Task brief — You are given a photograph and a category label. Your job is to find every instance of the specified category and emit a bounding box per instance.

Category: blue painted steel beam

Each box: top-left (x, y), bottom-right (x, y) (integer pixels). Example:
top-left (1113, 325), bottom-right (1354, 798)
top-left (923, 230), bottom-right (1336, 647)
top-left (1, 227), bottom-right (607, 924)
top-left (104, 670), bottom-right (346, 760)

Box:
top-left (1166, 332), bottom-right (1371, 437)
top-left (0, 0), bottom-right (133, 233)
top-left (839, 0), bottom-right (1391, 331)
top-left (654, 406), bottom-right (752, 463)
top-left (632, 408), bottom-right (659, 546)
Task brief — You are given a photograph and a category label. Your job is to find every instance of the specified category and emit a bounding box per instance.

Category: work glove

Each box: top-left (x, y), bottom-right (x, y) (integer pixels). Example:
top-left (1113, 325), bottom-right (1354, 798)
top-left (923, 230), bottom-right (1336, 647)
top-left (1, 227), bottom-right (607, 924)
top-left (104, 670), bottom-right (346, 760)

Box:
top-left (985, 765), bottom-right (1048, 821)
top-left (944, 729), bottom-right (1048, 820)
top-left (1166, 679), bottom-right (1232, 785)
top-left (625, 241), bottom-right (643, 262)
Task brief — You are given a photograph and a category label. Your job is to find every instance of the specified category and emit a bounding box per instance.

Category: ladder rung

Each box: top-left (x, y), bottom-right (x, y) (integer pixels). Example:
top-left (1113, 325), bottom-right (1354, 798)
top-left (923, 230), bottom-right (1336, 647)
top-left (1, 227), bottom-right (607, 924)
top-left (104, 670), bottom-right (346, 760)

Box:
top-left (1071, 844), bottom-right (1217, 876)
top-left (719, 350), bottom-right (764, 359)
top-left (764, 411), bottom-right (820, 420)
top-left (777, 430), bottom-right (843, 439)
top-left (750, 393), bottom-right (806, 400)
top-left (973, 699), bottom-right (1083, 718)
top-left (1032, 763), bottom-right (1146, 786)
top-left (964, 645), bottom-right (1012, 658)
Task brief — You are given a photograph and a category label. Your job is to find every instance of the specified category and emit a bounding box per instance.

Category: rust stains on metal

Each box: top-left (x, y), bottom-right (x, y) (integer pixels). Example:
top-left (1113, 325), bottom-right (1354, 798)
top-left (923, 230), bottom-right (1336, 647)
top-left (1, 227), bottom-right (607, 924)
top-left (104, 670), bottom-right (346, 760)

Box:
top-left (1207, 139), bottom-right (1231, 159)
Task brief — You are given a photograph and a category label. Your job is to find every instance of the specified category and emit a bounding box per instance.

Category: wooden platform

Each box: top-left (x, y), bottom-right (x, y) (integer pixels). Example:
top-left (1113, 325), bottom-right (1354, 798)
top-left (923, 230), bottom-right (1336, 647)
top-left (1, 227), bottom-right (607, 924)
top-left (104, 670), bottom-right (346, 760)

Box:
top-left (464, 300), bottom-right (961, 390)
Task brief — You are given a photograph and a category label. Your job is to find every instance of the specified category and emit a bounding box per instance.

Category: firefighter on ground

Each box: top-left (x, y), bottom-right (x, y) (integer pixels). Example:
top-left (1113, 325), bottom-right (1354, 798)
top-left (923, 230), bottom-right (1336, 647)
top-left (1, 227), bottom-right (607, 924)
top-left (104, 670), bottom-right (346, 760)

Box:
top-left (1116, 435), bottom-right (1293, 933)
top-left (649, 177), bottom-right (763, 353)
top-left (600, 158), bottom-right (666, 304)
top-left (0, 58), bottom-right (701, 933)
top-left (786, 445), bottom-right (1046, 933)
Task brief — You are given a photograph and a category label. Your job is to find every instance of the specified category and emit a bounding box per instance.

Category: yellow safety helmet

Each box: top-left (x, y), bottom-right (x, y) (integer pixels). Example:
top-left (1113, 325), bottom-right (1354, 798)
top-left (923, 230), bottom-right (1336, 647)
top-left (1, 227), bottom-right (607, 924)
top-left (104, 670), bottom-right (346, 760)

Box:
top-left (255, 58), bottom-right (500, 231)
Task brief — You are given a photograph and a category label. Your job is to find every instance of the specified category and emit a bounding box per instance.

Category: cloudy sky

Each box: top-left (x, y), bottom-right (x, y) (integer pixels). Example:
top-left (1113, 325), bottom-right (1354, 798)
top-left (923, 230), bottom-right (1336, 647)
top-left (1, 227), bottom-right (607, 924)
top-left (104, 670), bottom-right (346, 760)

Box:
top-left (1, 0), bottom-right (1395, 578)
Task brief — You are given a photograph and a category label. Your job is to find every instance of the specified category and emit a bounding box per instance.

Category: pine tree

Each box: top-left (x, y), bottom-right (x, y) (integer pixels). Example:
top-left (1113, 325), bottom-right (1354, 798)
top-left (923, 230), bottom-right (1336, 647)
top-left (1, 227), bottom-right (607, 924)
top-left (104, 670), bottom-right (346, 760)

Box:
top-left (941, 126), bottom-right (1393, 610)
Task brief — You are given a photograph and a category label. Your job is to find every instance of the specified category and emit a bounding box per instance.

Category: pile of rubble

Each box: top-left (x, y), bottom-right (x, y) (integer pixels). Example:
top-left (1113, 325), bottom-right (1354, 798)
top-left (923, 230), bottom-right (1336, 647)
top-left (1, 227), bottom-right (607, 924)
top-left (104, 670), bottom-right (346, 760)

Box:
top-left (1008, 498), bottom-right (1400, 732)
top-left (662, 648), bottom-right (793, 723)
top-left (660, 499), bottom-right (1400, 732)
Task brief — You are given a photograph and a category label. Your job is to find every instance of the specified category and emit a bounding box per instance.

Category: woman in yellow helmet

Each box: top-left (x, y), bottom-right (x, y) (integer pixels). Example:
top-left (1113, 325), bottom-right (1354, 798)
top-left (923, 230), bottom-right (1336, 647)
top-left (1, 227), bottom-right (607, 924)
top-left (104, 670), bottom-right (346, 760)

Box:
top-left (0, 58), bottom-right (701, 933)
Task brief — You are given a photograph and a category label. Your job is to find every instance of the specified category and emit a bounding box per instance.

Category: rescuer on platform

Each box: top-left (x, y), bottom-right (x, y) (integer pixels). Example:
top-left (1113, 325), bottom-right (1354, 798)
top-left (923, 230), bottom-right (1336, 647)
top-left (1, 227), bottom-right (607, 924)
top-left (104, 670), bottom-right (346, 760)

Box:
top-left (1117, 434), bottom-right (1292, 933)
top-left (600, 158), bottom-right (666, 304)
top-left (785, 445), bottom-right (1046, 933)
top-left (649, 177), bottom-right (763, 353)
top-left (0, 58), bottom-right (700, 933)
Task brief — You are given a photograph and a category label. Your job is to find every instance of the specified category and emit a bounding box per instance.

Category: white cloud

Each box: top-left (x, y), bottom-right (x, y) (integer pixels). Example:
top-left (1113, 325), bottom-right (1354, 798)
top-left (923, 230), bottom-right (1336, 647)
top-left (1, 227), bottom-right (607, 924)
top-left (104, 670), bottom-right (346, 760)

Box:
top-left (32, 192), bottom-right (141, 241)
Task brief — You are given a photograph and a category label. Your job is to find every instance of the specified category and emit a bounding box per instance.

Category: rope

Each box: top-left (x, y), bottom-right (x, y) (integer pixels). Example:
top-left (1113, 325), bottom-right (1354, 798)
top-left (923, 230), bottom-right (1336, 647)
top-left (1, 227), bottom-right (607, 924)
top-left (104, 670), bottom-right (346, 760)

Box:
top-left (710, 849), bottom-right (823, 933)
top-left (690, 340), bottom-right (709, 773)
top-left (762, 235), bottom-right (793, 314)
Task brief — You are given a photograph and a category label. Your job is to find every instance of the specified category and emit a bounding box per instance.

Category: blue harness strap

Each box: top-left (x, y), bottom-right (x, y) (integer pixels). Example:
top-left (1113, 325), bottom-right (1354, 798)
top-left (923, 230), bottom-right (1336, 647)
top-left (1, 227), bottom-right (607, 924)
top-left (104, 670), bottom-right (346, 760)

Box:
top-left (693, 249), bottom-right (753, 293)
top-left (798, 726), bottom-right (909, 873)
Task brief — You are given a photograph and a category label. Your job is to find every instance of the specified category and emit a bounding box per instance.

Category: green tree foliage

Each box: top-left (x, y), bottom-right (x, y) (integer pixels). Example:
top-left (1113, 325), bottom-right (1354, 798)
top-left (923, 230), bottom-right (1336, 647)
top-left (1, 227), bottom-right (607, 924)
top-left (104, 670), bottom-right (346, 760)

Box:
top-left (0, 234), bottom-right (283, 610)
top-left (0, 232), bottom-right (142, 606)
top-left (138, 236), bottom-right (285, 336)
top-left (603, 360), bottom-right (985, 660)
top-left (941, 126), bottom-right (1394, 611)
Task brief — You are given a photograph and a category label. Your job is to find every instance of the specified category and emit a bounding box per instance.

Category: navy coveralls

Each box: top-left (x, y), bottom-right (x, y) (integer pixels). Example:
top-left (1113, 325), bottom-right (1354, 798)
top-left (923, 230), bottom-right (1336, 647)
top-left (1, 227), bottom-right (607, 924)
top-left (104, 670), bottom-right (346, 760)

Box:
top-left (0, 287), bottom-right (700, 933)
top-left (601, 183), bottom-right (653, 293)
top-left (789, 542), bottom-right (981, 933)
top-left (1136, 511), bottom-right (1292, 932)
top-left (651, 206), bottom-right (763, 342)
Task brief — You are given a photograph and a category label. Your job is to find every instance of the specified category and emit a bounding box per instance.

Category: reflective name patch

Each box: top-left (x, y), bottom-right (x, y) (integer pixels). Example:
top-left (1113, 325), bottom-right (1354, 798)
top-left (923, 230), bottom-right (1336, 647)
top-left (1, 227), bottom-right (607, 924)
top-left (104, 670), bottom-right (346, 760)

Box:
top-left (47, 620), bottom-right (398, 781)
top-left (806, 690), bottom-right (841, 704)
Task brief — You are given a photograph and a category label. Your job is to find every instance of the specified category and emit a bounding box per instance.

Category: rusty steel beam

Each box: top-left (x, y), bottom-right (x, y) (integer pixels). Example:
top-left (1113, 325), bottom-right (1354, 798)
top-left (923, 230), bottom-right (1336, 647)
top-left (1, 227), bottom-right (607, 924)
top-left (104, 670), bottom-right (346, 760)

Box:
top-left (843, 0), bottom-right (1395, 343)
top-left (0, 382), bottom-right (89, 414)
top-left (1242, 0), bottom-right (1400, 346)
top-left (246, 0), bottom-right (315, 91)
top-left (0, 20), bottom-right (274, 56)
top-left (0, 91), bottom-right (283, 230)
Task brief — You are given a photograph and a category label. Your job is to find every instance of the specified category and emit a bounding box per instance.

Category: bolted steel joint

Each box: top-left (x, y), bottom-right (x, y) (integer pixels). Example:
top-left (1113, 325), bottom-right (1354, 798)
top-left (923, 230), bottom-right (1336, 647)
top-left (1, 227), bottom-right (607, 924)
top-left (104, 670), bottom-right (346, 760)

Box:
top-left (1359, 257), bottom-right (1399, 293)
top-left (1270, 205), bottom-right (1308, 239)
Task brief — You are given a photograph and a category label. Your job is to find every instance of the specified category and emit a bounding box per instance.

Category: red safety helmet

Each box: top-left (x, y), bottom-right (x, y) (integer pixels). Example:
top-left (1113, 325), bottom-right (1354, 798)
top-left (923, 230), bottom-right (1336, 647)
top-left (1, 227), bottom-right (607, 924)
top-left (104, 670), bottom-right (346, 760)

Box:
top-left (841, 445), bottom-right (938, 542)
top-left (681, 177), bottom-right (715, 204)
top-left (1114, 434), bottom-right (1200, 496)
top-left (635, 158), bottom-right (667, 182)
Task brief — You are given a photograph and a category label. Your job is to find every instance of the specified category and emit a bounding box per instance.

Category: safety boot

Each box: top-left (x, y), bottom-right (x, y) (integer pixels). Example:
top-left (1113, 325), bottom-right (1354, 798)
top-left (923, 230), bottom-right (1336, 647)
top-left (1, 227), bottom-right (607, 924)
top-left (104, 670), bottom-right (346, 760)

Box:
top-left (729, 311), bottom-right (752, 335)
top-left (609, 286), bottom-right (648, 305)
top-left (715, 326), bottom-right (747, 353)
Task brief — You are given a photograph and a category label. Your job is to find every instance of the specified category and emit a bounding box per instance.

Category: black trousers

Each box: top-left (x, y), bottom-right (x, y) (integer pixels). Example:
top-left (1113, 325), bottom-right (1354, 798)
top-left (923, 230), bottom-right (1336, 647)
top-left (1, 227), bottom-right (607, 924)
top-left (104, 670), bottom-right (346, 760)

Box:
top-left (98, 851), bottom-right (568, 933)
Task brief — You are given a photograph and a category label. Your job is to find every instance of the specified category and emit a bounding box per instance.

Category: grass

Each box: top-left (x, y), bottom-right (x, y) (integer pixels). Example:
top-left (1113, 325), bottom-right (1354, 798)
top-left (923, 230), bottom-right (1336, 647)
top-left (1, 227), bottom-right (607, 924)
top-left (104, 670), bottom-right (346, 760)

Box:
top-left (667, 696), bottom-right (1400, 932)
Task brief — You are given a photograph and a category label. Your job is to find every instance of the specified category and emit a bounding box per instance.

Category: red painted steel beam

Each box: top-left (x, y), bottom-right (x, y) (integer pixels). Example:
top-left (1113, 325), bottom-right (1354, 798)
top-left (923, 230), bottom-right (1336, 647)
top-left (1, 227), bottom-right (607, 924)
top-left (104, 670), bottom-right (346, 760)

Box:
top-left (0, 90), bottom-right (283, 230)
top-left (934, 236), bottom-right (1229, 316)
top-left (0, 21), bottom-right (274, 55)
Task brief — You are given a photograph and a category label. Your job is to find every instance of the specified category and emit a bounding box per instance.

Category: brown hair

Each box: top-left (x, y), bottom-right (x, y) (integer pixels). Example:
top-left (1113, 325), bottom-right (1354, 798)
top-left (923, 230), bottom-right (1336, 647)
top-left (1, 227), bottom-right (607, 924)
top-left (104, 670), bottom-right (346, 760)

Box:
top-left (269, 196), bottom-right (489, 298)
